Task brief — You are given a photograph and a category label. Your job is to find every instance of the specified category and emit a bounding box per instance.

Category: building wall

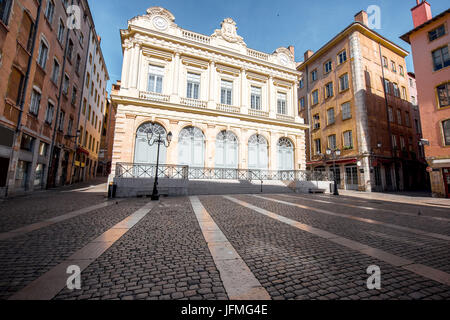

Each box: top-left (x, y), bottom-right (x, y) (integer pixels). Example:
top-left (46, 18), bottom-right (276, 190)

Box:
top-left (111, 7), bottom-right (307, 179)
top-left (407, 12), bottom-right (450, 197)
top-left (298, 12), bottom-right (424, 192)
top-left (0, 0), bottom-right (108, 197)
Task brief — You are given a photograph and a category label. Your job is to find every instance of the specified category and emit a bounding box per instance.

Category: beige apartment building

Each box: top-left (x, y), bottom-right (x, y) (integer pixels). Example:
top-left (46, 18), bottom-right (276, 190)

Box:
top-left (110, 7), bottom-right (307, 181)
top-left (298, 11), bottom-right (426, 192)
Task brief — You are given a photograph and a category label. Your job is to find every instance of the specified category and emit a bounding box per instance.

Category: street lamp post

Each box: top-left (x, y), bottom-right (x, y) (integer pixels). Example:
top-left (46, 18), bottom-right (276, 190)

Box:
top-left (147, 130), bottom-right (172, 201)
top-left (326, 148), bottom-right (341, 196)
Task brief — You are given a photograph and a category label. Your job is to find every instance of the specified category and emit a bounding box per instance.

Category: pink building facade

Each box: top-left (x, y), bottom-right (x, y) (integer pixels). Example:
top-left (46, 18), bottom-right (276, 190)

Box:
top-left (401, 1), bottom-right (450, 198)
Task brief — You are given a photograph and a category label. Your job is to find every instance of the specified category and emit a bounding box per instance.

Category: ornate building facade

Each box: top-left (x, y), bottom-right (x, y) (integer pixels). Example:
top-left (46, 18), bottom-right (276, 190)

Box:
top-left (110, 7), bottom-right (307, 179)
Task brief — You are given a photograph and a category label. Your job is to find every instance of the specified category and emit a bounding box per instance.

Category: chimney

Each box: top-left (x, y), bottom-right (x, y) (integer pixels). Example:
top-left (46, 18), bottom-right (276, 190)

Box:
top-left (411, 1), bottom-right (432, 28)
top-left (288, 45), bottom-right (295, 57)
top-left (354, 10), bottom-right (368, 26)
top-left (304, 50), bottom-right (314, 61)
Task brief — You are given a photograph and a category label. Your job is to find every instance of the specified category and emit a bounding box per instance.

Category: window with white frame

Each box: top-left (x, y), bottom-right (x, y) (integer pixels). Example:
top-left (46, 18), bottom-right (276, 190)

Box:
top-left (250, 86), bottom-right (262, 110)
top-left (220, 80), bottom-right (233, 105)
top-left (432, 46), bottom-right (450, 71)
top-left (392, 135), bottom-right (397, 149)
top-left (45, 101), bottom-right (54, 124)
top-left (314, 139), bottom-right (321, 155)
top-left (327, 108), bottom-right (335, 125)
top-left (402, 86), bottom-right (407, 100)
top-left (51, 59), bottom-right (60, 83)
top-left (30, 89), bottom-right (41, 115)
top-left (312, 90), bottom-right (319, 105)
top-left (324, 60), bottom-right (332, 74)
top-left (147, 64), bottom-right (164, 93)
top-left (339, 73), bottom-right (349, 91)
top-left (384, 79), bottom-right (390, 94)
top-left (37, 40), bottom-right (49, 69)
top-left (399, 65), bottom-right (404, 76)
top-left (186, 72), bottom-right (200, 99)
top-left (328, 135), bottom-right (337, 150)
top-left (313, 114), bottom-right (320, 129)
top-left (338, 50), bottom-right (347, 64)
top-left (67, 117), bottom-right (73, 135)
top-left (391, 61), bottom-right (396, 73)
top-left (57, 19), bottom-right (65, 43)
top-left (437, 82), bottom-right (450, 108)
top-left (443, 119), bottom-right (450, 146)
top-left (343, 131), bottom-right (353, 149)
top-left (299, 97), bottom-right (305, 111)
top-left (397, 109), bottom-right (402, 125)
top-left (388, 107), bottom-right (394, 122)
top-left (45, 0), bottom-right (55, 24)
top-left (58, 110), bottom-right (65, 131)
top-left (325, 82), bottom-right (333, 98)
top-left (62, 74), bottom-right (69, 95)
top-left (277, 92), bottom-right (287, 115)
top-left (393, 83), bottom-right (400, 97)
top-left (311, 69), bottom-right (317, 82)
top-left (342, 102), bottom-right (351, 120)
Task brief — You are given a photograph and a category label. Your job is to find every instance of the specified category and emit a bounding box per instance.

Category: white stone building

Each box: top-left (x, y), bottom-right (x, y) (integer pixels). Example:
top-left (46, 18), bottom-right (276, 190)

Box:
top-left (110, 7), bottom-right (307, 180)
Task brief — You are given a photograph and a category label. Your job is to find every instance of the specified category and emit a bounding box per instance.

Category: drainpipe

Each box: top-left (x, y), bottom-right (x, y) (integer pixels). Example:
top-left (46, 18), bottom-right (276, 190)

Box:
top-left (69, 24), bottom-right (93, 185)
top-left (47, 0), bottom-right (75, 189)
top-left (5, 0), bottom-right (43, 197)
top-left (305, 64), bottom-right (312, 169)
top-left (378, 42), bottom-right (397, 191)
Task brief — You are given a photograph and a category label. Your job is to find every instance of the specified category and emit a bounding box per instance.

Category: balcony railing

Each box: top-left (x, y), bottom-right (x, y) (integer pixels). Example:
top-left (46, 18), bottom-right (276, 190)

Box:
top-left (248, 109), bottom-right (269, 118)
top-left (139, 91), bottom-right (170, 102)
top-left (116, 163), bottom-right (332, 182)
top-left (276, 114), bottom-right (295, 122)
top-left (182, 30), bottom-right (210, 44)
top-left (247, 48), bottom-right (269, 61)
top-left (116, 163), bottom-right (189, 179)
top-left (217, 104), bottom-right (240, 113)
top-left (180, 97), bottom-right (208, 109)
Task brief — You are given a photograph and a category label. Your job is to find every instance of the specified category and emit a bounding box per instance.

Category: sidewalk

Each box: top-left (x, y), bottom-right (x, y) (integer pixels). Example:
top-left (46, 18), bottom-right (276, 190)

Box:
top-left (338, 190), bottom-right (450, 208)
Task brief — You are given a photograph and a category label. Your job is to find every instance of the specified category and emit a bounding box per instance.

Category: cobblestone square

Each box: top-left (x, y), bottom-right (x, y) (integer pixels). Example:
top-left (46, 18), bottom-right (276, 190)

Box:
top-left (0, 180), bottom-right (449, 300)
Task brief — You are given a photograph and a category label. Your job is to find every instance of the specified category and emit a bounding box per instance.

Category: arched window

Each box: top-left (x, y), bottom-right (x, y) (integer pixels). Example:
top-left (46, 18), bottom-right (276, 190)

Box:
top-left (134, 122), bottom-right (167, 164)
top-left (248, 134), bottom-right (268, 170)
top-left (277, 138), bottom-right (294, 170)
top-left (216, 131), bottom-right (238, 168)
top-left (178, 126), bottom-right (205, 167)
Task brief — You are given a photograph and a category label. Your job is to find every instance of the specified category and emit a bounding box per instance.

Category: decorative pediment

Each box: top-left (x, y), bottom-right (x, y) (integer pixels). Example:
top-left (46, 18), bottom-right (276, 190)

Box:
top-left (273, 78), bottom-right (294, 89)
top-left (181, 56), bottom-right (209, 69)
top-left (274, 47), bottom-right (295, 67)
top-left (211, 18), bottom-right (246, 46)
top-left (247, 71), bottom-right (269, 83)
top-left (146, 7), bottom-right (175, 22)
top-left (216, 64), bottom-right (241, 77)
top-left (142, 46), bottom-right (173, 61)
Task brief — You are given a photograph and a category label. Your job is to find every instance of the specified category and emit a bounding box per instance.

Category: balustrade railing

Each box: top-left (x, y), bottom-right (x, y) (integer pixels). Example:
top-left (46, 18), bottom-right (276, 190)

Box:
top-left (180, 97), bottom-right (208, 109)
top-left (116, 163), bottom-right (332, 182)
top-left (139, 91), bottom-right (170, 102)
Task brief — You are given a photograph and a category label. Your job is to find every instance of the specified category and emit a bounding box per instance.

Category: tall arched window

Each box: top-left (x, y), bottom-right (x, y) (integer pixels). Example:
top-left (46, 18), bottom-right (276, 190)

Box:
top-left (216, 131), bottom-right (238, 168)
top-left (134, 122), bottom-right (167, 164)
top-left (178, 126), bottom-right (205, 167)
top-left (248, 134), bottom-right (268, 170)
top-left (277, 138), bottom-right (294, 170)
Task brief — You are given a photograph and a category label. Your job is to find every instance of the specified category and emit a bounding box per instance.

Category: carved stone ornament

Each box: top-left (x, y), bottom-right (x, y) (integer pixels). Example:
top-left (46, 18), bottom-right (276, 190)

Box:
top-left (274, 47), bottom-right (294, 66)
top-left (211, 18), bottom-right (246, 45)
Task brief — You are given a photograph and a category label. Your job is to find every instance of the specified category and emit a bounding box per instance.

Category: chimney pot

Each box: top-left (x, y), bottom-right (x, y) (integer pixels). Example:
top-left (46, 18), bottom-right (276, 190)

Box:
top-left (354, 10), bottom-right (369, 26)
top-left (411, 1), bottom-right (432, 28)
top-left (304, 50), bottom-right (314, 61)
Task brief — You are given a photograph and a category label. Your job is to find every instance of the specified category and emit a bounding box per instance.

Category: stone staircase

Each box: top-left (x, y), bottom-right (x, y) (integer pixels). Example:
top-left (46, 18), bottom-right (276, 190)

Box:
top-left (187, 179), bottom-right (295, 195)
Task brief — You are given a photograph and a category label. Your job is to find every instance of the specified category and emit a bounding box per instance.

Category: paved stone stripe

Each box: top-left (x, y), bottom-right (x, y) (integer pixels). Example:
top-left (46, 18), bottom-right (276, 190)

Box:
top-left (0, 200), bottom-right (123, 241)
top-left (224, 196), bottom-right (450, 287)
top-left (189, 196), bottom-right (270, 300)
top-left (262, 195), bottom-right (450, 242)
top-left (8, 201), bottom-right (156, 300)
top-left (314, 194), bottom-right (450, 219)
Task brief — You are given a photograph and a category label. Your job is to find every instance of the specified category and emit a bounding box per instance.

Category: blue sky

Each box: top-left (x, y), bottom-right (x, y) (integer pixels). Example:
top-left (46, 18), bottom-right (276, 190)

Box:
top-left (87, 0), bottom-right (450, 92)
